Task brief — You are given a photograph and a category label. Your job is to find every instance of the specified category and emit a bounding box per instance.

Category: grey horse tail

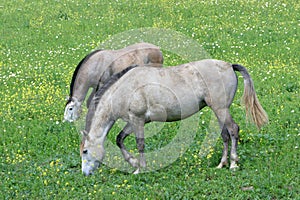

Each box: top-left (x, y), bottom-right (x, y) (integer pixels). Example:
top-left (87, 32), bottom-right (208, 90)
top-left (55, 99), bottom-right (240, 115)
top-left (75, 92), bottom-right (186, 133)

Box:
top-left (232, 64), bottom-right (269, 129)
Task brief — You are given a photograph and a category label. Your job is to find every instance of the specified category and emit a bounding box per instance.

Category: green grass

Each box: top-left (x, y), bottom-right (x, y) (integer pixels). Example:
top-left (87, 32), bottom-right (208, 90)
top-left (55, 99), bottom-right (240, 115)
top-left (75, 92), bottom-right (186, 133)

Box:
top-left (1, 0), bottom-right (299, 199)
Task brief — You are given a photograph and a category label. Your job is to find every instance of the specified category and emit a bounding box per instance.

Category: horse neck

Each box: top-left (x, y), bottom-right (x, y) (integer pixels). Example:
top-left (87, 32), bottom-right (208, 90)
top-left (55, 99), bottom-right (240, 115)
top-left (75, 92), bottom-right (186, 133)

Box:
top-left (71, 52), bottom-right (109, 103)
top-left (88, 103), bottom-right (115, 142)
top-left (71, 80), bottom-right (90, 104)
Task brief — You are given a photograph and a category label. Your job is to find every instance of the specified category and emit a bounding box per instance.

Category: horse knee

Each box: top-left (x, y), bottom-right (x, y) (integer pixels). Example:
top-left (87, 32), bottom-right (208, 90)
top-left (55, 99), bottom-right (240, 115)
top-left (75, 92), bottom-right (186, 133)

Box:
top-left (136, 138), bottom-right (145, 152)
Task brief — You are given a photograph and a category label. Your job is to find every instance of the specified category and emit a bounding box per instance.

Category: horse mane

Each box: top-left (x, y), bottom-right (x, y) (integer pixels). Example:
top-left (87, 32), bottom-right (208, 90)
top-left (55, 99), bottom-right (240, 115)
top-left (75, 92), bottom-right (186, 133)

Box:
top-left (67, 49), bottom-right (103, 104)
top-left (93, 64), bottom-right (138, 107)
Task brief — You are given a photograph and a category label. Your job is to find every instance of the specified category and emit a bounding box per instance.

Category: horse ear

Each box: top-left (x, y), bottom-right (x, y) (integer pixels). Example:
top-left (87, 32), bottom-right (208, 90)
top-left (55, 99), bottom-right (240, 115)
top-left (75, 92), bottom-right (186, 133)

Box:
top-left (80, 140), bottom-right (84, 156)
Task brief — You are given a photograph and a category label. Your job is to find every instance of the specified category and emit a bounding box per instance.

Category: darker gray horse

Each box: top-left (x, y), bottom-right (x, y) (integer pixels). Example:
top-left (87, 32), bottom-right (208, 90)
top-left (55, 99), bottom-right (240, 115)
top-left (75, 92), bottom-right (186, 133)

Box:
top-left (64, 43), bottom-right (163, 122)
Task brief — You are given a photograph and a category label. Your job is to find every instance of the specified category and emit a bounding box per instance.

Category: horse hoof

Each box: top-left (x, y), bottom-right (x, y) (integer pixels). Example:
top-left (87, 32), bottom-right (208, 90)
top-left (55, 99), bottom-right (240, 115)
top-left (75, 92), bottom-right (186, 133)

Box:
top-left (230, 164), bottom-right (239, 170)
top-left (216, 164), bottom-right (223, 169)
top-left (216, 161), bottom-right (228, 169)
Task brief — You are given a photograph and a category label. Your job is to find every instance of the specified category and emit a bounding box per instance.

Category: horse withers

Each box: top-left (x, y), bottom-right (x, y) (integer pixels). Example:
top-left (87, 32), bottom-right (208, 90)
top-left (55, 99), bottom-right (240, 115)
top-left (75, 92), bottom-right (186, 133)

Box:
top-left (64, 43), bottom-right (163, 122)
top-left (81, 59), bottom-right (268, 175)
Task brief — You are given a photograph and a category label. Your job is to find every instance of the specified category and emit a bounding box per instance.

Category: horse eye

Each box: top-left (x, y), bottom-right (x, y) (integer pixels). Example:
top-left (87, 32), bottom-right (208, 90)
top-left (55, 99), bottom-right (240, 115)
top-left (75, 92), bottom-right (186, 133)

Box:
top-left (69, 107), bottom-right (73, 111)
top-left (83, 149), bottom-right (88, 154)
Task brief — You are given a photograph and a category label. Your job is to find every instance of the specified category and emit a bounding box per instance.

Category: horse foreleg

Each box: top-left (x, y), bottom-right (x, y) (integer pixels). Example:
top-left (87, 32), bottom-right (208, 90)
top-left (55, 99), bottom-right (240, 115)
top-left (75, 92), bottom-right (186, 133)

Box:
top-left (217, 127), bottom-right (229, 168)
top-left (116, 123), bottom-right (139, 168)
top-left (86, 88), bottom-right (96, 108)
top-left (132, 136), bottom-right (146, 175)
top-left (136, 137), bottom-right (146, 167)
top-left (132, 120), bottom-right (146, 174)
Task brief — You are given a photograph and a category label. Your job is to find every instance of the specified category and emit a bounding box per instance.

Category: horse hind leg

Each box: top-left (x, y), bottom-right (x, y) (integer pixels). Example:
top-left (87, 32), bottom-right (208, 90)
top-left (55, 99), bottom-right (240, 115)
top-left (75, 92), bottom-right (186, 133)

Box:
top-left (216, 126), bottom-right (229, 168)
top-left (116, 123), bottom-right (139, 168)
top-left (214, 108), bottom-right (240, 169)
top-left (229, 121), bottom-right (240, 169)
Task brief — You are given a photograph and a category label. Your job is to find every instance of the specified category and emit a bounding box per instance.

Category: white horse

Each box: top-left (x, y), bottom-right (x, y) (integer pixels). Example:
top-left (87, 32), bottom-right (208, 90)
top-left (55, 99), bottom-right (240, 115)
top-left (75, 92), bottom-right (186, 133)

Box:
top-left (81, 59), bottom-right (268, 175)
top-left (64, 43), bottom-right (163, 122)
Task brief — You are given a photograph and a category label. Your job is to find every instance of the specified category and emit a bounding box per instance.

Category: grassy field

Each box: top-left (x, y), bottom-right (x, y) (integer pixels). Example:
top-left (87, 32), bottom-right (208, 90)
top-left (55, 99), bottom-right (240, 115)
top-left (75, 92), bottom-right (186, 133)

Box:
top-left (1, 0), bottom-right (299, 199)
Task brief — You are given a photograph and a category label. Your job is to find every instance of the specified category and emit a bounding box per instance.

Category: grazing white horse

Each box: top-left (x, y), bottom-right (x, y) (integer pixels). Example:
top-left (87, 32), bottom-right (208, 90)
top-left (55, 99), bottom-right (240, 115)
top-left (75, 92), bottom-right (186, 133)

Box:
top-left (81, 59), bottom-right (268, 175)
top-left (64, 43), bottom-right (163, 122)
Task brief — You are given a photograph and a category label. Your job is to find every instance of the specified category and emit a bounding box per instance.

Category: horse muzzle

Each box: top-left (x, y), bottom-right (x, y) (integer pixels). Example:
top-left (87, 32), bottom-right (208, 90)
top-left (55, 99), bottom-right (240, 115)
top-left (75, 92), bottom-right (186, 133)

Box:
top-left (82, 160), bottom-right (101, 176)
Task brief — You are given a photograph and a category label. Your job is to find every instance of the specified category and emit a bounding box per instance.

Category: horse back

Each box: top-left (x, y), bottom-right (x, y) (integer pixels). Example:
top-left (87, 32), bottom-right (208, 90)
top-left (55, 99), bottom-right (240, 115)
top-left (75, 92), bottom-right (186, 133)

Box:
top-left (111, 60), bottom-right (238, 120)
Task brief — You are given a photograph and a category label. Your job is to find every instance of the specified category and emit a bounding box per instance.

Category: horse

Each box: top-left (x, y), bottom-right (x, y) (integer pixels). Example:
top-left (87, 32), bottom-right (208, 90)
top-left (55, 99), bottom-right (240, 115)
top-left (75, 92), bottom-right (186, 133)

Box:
top-left (64, 42), bottom-right (163, 122)
top-left (80, 59), bottom-right (268, 176)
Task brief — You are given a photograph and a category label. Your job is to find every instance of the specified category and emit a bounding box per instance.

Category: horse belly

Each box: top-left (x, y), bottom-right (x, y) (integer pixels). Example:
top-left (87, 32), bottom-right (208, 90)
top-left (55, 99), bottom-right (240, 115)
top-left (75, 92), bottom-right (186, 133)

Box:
top-left (126, 67), bottom-right (206, 122)
top-left (145, 93), bottom-right (203, 122)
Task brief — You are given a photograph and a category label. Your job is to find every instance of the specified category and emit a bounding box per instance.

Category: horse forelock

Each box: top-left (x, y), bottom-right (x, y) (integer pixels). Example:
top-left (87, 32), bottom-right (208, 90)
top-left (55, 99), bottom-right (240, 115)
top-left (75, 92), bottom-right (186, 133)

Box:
top-left (69, 49), bottom-right (103, 97)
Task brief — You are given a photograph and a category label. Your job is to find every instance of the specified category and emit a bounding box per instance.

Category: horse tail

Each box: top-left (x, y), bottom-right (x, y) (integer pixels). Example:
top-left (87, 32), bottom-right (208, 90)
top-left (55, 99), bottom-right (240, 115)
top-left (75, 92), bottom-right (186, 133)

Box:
top-left (232, 64), bottom-right (268, 129)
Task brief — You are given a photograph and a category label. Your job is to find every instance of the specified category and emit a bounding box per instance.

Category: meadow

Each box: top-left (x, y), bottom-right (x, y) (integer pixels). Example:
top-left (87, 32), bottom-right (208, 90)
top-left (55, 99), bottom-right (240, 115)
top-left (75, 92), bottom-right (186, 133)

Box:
top-left (1, 0), bottom-right (299, 199)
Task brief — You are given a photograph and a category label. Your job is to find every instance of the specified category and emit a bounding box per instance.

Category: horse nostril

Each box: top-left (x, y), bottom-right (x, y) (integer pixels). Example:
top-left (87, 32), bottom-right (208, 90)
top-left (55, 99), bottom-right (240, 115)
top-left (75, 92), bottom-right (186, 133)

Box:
top-left (69, 107), bottom-right (73, 111)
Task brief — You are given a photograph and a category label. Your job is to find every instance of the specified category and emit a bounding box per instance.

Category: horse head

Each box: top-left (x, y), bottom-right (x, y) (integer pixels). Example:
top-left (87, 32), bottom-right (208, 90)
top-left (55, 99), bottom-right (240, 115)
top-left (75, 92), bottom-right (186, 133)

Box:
top-left (64, 97), bottom-right (82, 122)
top-left (80, 130), bottom-right (105, 176)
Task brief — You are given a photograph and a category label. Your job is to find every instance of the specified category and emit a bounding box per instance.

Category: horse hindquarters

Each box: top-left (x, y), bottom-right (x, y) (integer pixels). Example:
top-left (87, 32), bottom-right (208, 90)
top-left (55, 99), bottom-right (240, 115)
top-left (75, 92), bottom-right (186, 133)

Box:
top-left (214, 63), bottom-right (268, 169)
top-left (206, 66), bottom-right (240, 169)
